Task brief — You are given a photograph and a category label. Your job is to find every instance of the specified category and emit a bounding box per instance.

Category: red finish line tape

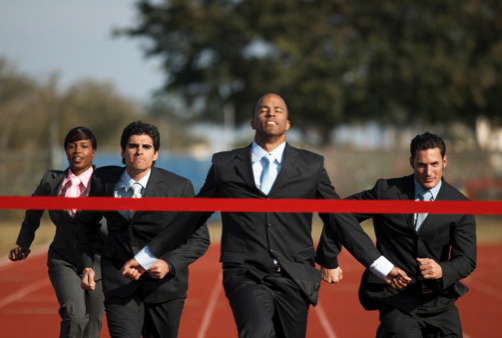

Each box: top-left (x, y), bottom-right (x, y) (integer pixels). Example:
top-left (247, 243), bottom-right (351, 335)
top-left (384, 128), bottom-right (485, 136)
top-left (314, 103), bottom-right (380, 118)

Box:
top-left (0, 196), bottom-right (501, 214)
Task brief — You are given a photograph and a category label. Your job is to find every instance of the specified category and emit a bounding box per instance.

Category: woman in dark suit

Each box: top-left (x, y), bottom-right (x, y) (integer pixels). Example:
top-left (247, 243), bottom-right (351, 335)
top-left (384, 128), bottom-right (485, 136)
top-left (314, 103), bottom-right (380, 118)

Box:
top-left (9, 127), bottom-right (105, 338)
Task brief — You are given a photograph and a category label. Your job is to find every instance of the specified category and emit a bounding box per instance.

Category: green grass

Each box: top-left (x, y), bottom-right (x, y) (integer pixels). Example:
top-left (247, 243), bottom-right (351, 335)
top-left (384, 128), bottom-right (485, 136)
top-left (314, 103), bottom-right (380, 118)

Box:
top-left (1, 216), bottom-right (499, 258)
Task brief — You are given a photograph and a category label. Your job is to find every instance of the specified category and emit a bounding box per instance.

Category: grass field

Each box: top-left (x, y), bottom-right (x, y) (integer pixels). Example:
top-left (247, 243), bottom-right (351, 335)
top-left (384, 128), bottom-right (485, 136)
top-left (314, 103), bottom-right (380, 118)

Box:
top-left (1, 216), bottom-right (500, 258)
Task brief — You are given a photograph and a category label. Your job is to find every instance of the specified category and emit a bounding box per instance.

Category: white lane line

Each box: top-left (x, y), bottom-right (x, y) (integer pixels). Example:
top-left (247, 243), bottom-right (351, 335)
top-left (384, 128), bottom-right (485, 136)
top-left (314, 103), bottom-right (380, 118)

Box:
top-left (0, 277), bottom-right (51, 309)
top-left (468, 281), bottom-right (502, 301)
top-left (197, 273), bottom-right (223, 338)
top-left (314, 301), bottom-right (338, 338)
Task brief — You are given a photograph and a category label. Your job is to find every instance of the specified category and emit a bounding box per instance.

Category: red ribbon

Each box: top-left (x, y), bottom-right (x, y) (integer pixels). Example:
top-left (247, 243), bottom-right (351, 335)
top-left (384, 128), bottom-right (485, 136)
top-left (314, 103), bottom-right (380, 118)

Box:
top-left (0, 196), bottom-right (501, 214)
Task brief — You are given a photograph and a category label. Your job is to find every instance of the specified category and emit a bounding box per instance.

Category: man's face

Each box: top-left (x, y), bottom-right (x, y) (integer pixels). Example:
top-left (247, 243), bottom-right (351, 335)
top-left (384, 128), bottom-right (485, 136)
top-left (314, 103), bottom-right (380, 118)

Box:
top-left (251, 94), bottom-right (291, 138)
top-left (410, 147), bottom-right (447, 190)
top-left (121, 134), bottom-right (158, 174)
top-left (66, 139), bottom-right (96, 175)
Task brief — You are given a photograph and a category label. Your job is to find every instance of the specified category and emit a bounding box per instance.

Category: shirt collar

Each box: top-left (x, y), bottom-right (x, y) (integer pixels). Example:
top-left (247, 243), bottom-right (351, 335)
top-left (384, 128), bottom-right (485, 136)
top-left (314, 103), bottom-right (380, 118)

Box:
top-left (119, 168), bottom-right (152, 192)
top-left (251, 141), bottom-right (286, 164)
top-left (66, 166), bottom-right (94, 188)
top-left (413, 178), bottom-right (442, 200)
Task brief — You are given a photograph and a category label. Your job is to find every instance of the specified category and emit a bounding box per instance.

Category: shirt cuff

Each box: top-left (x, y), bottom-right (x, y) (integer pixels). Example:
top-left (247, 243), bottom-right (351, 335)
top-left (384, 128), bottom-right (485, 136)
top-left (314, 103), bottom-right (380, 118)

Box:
top-left (134, 246), bottom-right (157, 270)
top-left (369, 255), bottom-right (394, 279)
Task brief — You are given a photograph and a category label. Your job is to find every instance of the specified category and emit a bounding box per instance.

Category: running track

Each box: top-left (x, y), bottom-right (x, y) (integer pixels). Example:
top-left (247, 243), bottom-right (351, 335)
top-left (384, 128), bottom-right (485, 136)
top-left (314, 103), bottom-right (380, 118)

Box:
top-left (1, 244), bottom-right (501, 337)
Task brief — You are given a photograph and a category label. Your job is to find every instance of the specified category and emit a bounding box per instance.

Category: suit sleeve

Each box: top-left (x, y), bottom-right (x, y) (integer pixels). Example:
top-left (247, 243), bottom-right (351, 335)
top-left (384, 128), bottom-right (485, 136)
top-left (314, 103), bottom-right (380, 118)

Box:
top-left (440, 213), bottom-right (477, 289)
top-left (160, 180), bottom-right (210, 274)
top-left (15, 172), bottom-right (51, 248)
top-left (315, 162), bottom-right (381, 269)
top-left (148, 164), bottom-right (217, 259)
top-left (345, 180), bottom-right (381, 222)
top-left (76, 178), bottom-right (104, 272)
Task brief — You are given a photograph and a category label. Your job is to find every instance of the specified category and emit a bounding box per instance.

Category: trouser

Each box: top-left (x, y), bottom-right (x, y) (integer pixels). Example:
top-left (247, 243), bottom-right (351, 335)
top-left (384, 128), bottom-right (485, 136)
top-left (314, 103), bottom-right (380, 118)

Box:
top-left (104, 293), bottom-right (185, 338)
top-left (48, 251), bottom-right (105, 338)
top-left (377, 305), bottom-right (462, 338)
top-left (223, 269), bottom-right (310, 338)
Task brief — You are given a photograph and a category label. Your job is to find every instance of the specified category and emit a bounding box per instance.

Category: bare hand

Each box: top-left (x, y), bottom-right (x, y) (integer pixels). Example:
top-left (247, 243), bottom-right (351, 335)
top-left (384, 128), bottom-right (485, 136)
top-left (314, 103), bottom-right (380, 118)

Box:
top-left (417, 258), bottom-right (442, 279)
top-left (121, 258), bottom-right (146, 280)
top-left (147, 260), bottom-right (170, 279)
top-left (383, 266), bottom-right (411, 290)
top-left (81, 268), bottom-right (96, 291)
top-left (320, 266), bottom-right (343, 284)
top-left (8, 246), bottom-right (31, 261)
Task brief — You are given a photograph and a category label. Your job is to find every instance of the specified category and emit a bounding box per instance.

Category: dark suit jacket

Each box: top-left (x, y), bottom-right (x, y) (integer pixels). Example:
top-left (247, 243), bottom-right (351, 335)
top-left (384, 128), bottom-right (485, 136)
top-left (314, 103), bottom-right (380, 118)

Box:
top-left (348, 174), bottom-right (476, 315)
top-left (77, 166), bottom-right (210, 303)
top-left (16, 168), bottom-right (102, 275)
top-left (147, 144), bottom-right (382, 304)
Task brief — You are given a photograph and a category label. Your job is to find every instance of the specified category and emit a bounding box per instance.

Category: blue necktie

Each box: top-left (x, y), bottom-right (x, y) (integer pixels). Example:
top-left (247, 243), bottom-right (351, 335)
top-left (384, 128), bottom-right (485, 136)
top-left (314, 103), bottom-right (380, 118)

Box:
top-left (415, 190), bottom-right (432, 231)
top-left (260, 154), bottom-right (276, 195)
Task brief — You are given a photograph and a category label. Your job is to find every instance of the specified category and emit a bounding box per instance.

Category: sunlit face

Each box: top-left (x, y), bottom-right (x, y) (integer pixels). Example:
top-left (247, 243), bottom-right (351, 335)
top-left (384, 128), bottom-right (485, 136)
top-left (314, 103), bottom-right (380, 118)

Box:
top-left (66, 139), bottom-right (96, 175)
top-left (251, 94), bottom-right (291, 140)
top-left (410, 147), bottom-right (447, 190)
top-left (121, 134), bottom-right (158, 177)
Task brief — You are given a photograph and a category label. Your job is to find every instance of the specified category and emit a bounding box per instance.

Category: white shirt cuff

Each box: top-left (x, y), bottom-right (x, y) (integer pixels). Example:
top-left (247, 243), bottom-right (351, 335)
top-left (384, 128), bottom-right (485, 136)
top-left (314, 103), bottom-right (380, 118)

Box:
top-left (134, 246), bottom-right (157, 270)
top-left (369, 255), bottom-right (394, 279)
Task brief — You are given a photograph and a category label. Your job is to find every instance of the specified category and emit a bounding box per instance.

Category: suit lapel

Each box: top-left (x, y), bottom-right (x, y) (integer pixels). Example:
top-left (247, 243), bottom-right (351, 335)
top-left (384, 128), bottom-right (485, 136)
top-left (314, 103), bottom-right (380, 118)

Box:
top-left (399, 175), bottom-right (417, 232)
top-left (143, 167), bottom-right (164, 197)
top-left (49, 169), bottom-right (68, 196)
top-left (234, 146), bottom-right (259, 193)
top-left (131, 167), bottom-right (164, 220)
top-left (48, 169), bottom-right (70, 219)
top-left (271, 144), bottom-right (299, 195)
top-left (233, 143), bottom-right (300, 196)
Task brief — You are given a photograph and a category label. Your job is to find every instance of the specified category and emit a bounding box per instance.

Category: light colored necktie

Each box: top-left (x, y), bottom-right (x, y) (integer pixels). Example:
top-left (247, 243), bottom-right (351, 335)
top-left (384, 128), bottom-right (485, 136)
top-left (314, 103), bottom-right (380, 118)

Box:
top-left (415, 190), bottom-right (433, 231)
top-left (260, 154), bottom-right (276, 195)
top-left (65, 176), bottom-right (81, 217)
top-left (129, 182), bottom-right (142, 218)
top-left (131, 182), bottom-right (143, 199)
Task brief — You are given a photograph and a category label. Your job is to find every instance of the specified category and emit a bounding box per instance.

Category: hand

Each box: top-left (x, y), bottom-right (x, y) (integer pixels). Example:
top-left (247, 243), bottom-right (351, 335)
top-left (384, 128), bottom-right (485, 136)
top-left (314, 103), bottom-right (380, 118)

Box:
top-left (417, 258), bottom-right (442, 279)
top-left (383, 266), bottom-right (411, 290)
top-left (320, 266), bottom-right (343, 284)
top-left (147, 259), bottom-right (170, 279)
top-left (121, 258), bottom-right (146, 280)
top-left (81, 268), bottom-right (96, 291)
top-left (8, 246), bottom-right (31, 261)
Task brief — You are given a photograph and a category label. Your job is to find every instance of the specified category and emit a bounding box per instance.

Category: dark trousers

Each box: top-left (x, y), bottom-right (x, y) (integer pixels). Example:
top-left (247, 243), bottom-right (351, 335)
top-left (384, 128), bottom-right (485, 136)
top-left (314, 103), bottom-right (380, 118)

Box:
top-left (378, 305), bottom-right (462, 338)
top-left (223, 269), bottom-right (310, 338)
top-left (48, 251), bottom-right (105, 338)
top-left (105, 293), bottom-right (185, 338)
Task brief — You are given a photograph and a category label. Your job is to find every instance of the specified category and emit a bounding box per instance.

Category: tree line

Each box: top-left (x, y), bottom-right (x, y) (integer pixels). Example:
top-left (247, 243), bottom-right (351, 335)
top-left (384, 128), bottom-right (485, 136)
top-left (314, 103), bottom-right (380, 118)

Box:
top-left (120, 0), bottom-right (502, 145)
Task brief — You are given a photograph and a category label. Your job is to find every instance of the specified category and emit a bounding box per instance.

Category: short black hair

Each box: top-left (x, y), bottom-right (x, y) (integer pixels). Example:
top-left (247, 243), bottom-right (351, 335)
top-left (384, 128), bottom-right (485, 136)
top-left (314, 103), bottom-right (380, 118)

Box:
top-left (410, 132), bottom-right (446, 159)
top-left (64, 127), bottom-right (97, 150)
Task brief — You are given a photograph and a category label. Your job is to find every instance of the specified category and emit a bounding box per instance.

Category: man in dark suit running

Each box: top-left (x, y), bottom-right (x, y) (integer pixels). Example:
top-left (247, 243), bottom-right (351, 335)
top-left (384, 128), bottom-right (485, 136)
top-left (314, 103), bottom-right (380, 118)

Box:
top-left (122, 94), bottom-right (410, 338)
top-left (78, 121), bottom-right (210, 337)
top-left (343, 132), bottom-right (476, 337)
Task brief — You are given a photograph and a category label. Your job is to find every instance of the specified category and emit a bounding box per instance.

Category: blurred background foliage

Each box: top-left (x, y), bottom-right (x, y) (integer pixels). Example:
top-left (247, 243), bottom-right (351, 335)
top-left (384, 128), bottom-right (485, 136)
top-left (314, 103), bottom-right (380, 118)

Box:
top-left (120, 0), bottom-right (502, 145)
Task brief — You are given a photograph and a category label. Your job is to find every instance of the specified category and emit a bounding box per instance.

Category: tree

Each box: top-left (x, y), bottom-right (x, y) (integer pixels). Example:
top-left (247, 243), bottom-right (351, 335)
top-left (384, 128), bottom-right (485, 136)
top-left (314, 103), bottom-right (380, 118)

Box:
top-left (122, 0), bottom-right (502, 145)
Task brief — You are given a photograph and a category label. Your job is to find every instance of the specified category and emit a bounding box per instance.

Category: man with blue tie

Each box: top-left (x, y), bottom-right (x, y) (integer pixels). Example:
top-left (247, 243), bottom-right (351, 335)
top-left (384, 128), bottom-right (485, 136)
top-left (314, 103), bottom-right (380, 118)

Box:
top-left (344, 132), bottom-right (477, 337)
top-left (77, 121), bottom-right (210, 337)
top-left (122, 94), bottom-right (410, 338)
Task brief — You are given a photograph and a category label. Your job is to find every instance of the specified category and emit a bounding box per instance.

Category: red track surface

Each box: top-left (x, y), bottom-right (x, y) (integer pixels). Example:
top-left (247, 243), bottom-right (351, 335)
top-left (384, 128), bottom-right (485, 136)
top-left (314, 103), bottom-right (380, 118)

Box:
top-left (1, 244), bottom-right (500, 337)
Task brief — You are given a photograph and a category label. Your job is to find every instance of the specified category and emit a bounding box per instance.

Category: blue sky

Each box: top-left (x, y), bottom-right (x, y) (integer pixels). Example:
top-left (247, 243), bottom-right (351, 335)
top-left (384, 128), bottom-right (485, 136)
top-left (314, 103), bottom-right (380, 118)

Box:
top-left (0, 0), bottom-right (162, 102)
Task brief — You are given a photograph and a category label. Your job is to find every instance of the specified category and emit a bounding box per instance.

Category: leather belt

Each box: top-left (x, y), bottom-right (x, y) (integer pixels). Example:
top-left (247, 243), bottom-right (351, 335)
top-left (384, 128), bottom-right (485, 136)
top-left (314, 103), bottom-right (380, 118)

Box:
top-left (421, 283), bottom-right (434, 294)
